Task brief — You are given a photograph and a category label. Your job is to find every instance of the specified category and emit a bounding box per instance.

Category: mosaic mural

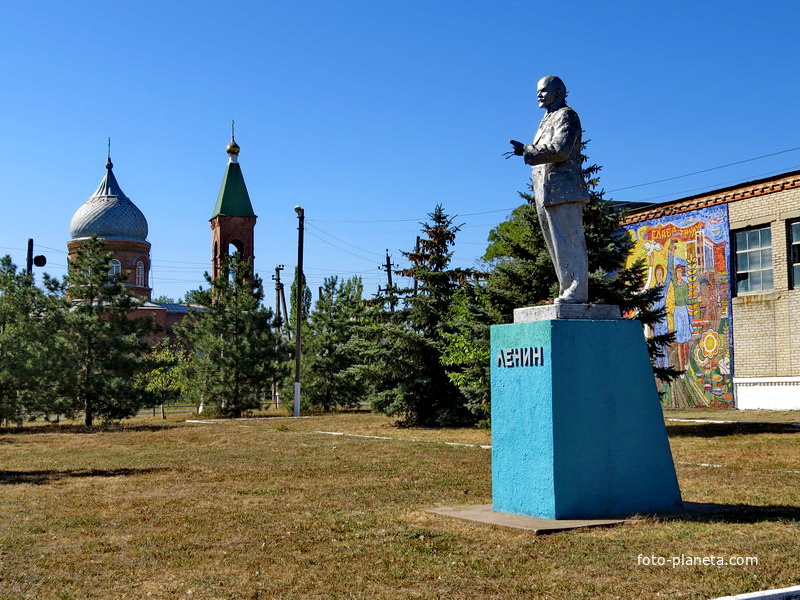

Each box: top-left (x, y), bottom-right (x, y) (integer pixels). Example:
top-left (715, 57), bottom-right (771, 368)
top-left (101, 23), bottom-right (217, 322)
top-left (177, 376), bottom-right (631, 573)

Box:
top-left (624, 204), bottom-right (733, 408)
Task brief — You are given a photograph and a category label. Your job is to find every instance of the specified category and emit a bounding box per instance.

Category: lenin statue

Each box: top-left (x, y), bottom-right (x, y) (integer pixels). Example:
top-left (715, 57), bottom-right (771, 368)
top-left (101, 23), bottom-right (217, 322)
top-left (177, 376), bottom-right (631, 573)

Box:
top-left (509, 75), bottom-right (589, 304)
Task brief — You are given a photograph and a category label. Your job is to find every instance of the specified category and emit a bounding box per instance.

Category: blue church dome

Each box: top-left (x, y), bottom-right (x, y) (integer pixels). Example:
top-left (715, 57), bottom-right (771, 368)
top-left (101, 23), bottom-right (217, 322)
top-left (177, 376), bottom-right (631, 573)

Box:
top-left (69, 159), bottom-right (148, 241)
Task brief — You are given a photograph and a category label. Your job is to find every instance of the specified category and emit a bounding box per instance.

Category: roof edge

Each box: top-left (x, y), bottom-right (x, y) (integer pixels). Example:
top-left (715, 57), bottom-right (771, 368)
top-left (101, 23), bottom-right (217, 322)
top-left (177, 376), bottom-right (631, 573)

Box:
top-left (622, 169), bottom-right (800, 225)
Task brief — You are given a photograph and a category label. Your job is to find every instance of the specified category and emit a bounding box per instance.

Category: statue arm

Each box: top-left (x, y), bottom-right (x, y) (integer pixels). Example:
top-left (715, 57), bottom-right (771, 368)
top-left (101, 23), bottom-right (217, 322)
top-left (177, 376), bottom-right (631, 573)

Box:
top-left (523, 111), bottom-right (581, 165)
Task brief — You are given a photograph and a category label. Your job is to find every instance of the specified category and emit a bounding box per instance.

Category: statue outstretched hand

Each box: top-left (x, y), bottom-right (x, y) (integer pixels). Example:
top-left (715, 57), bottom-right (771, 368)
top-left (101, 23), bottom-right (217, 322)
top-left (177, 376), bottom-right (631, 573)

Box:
top-left (503, 139), bottom-right (525, 159)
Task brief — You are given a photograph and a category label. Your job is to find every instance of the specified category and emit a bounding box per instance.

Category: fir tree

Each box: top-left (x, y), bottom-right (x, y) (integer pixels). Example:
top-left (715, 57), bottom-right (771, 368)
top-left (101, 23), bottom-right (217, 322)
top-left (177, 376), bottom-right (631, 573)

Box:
top-left (175, 254), bottom-right (288, 417)
top-left (354, 205), bottom-right (474, 426)
top-left (300, 275), bottom-right (365, 411)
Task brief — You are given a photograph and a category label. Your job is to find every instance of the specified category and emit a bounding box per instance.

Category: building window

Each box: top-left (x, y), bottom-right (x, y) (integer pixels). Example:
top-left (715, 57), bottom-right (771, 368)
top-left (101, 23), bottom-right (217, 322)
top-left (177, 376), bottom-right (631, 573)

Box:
top-left (790, 220), bottom-right (800, 289)
top-left (734, 226), bottom-right (773, 294)
top-left (136, 261), bottom-right (145, 287)
top-left (108, 259), bottom-right (122, 278)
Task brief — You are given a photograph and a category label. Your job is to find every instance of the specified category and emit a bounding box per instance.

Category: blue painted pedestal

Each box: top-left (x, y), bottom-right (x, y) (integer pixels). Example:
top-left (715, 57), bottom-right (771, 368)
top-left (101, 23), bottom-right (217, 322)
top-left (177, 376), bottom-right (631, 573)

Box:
top-left (491, 319), bottom-right (682, 519)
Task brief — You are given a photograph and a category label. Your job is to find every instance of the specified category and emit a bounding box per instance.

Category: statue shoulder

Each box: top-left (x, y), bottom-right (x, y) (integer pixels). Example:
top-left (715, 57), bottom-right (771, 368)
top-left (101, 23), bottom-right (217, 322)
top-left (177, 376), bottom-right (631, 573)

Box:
top-left (556, 106), bottom-right (581, 126)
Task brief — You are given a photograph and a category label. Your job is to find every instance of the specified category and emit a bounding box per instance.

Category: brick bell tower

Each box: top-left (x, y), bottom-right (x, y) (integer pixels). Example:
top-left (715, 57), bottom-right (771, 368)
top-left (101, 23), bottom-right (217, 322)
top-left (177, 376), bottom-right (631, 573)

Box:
top-left (210, 123), bottom-right (257, 280)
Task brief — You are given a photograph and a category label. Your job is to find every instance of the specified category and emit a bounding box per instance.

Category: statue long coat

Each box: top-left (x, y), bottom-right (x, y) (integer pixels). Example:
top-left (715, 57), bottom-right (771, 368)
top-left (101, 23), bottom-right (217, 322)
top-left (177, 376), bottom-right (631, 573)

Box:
top-left (523, 106), bottom-right (588, 207)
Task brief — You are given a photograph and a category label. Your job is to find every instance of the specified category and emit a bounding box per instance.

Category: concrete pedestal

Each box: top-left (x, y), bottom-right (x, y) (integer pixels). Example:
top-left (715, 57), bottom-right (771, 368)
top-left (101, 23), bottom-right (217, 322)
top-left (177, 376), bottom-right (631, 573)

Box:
top-left (491, 318), bottom-right (682, 519)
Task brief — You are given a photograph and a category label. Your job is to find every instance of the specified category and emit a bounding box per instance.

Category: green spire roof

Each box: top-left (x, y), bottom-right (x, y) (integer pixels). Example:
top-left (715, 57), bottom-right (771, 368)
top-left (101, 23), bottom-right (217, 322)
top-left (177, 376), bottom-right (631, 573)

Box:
top-left (211, 130), bottom-right (255, 219)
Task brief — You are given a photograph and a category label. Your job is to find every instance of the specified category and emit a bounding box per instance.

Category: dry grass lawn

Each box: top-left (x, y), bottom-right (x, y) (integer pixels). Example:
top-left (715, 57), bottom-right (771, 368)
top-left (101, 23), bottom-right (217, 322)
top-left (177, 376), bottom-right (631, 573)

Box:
top-left (1, 410), bottom-right (799, 599)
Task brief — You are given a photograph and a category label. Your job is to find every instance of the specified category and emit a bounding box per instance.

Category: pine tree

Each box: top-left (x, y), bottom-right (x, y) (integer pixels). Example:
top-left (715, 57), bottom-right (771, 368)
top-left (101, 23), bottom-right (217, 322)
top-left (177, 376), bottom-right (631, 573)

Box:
top-left (0, 257), bottom-right (68, 423)
top-left (175, 254), bottom-right (288, 417)
top-left (60, 236), bottom-right (158, 426)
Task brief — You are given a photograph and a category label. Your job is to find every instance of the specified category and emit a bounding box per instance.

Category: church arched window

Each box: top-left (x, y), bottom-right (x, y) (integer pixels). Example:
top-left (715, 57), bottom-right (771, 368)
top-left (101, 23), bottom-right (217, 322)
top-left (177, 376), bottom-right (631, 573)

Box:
top-left (136, 261), bottom-right (145, 287)
top-left (108, 259), bottom-right (122, 277)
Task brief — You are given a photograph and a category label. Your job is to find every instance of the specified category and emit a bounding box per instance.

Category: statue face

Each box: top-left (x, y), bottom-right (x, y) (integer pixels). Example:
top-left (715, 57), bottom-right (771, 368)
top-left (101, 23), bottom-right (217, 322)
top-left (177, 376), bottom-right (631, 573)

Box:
top-left (537, 78), bottom-right (561, 109)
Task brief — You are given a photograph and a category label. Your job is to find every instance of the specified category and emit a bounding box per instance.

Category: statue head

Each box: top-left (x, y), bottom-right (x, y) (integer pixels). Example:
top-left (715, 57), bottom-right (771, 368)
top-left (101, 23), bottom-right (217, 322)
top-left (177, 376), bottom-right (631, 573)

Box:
top-left (537, 75), bottom-right (567, 109)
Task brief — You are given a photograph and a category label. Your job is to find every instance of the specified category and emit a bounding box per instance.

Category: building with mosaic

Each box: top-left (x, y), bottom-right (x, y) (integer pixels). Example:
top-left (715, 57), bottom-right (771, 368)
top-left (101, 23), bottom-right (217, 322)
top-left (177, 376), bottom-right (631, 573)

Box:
top-left (622, 169), bottom-right (800, 410)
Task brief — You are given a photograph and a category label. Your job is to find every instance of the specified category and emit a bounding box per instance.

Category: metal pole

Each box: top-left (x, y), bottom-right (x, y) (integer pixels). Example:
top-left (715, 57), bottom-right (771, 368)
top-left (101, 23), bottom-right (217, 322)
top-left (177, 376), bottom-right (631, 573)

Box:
top-left (19, 239), bottom-right (35, 428)
top-left (293, 206), bottom-right (305, 418)
top-left (26, 239), bottom-right (34, 274)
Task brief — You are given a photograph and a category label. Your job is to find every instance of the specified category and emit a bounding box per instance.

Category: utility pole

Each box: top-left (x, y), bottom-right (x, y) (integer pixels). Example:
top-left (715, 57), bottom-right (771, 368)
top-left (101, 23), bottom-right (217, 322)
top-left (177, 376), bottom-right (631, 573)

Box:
top-left (293, 206), bottom-right (305, 418)
top-left (20, 239), bottom-right (46, 428)
top-left (26, 238), bottom-right (34, 274)
top-left (379, 249), bottom-right (397, 311)
top-left (413, 236), bottom-right (421, 295)
top-left (280, 285), bottom-right (290, 339)
top-left (272, 265), bottom-right (285, 325)
top-left (271, 264), bottom-right (285, 409)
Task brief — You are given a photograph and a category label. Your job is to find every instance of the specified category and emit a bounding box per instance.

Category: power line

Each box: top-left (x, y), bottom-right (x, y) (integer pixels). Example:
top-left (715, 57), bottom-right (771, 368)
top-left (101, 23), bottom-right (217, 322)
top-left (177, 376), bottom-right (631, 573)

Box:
top-left (306, 222), bottom-right (384, 257)
top-left (454, 208), bottom-right (517, 217)
top-left (608, 145), bottom-right (800, 193)
top-left (33, 244), bottom-right (68, 255)
top-left (620, 163), bottom-right (800, 204)
top-left (151, 258), bottom-right (209, 266)
top-left (307, 206), bottom-right (516, 224)
top-left (305, 230), bottom-right (377, 263)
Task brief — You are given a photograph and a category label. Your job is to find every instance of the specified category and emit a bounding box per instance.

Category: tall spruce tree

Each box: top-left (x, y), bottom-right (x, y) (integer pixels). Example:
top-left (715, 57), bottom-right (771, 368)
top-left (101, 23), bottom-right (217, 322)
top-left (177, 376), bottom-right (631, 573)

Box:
top-left (354, 205), bottom-right (474, 426)
top-left (175, 254), bottom-right (288, 417)
top-left (61, 236), bottom-right (158, 426)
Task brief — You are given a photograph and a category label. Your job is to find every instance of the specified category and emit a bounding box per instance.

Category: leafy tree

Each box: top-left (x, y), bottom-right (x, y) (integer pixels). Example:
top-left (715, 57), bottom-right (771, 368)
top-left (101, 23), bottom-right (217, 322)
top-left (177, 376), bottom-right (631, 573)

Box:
top-left (439, 284), bottom-right (493, 424)
top-left (300, 275), bottom-right (365, 411)
top-left (136, 342), bottom-right (189, 417)
top-left (175, 254), bottom-right (288, 417)
top-left (354, 205), bottom-right (475, 426)
top-left (61, 236), bottom-right (158, 426)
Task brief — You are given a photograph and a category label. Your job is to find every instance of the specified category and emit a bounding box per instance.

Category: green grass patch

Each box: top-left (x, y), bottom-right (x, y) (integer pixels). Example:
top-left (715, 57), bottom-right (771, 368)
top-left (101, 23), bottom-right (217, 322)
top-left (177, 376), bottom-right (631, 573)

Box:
top-left (0, 412), bottom-right (798, 599)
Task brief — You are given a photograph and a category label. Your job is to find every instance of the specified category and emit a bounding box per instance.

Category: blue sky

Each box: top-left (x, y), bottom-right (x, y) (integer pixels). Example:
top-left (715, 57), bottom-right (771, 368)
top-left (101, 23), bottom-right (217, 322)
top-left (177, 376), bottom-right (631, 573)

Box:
top-left (2, 1), bottom-right (799, 303)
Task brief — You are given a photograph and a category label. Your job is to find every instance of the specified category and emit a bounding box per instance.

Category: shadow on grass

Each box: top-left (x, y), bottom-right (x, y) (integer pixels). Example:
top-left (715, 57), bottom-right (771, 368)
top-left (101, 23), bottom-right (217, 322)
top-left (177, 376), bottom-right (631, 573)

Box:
top-left (0, 467), bottom-right (168, 485)
top-left (0, 423), bottom-right (178, 436)
top-left (667, 423), bottom-right (800, 438)
top-left (677, 502), bottom-right (800, 524)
